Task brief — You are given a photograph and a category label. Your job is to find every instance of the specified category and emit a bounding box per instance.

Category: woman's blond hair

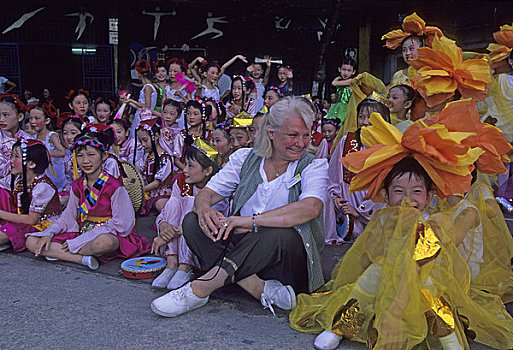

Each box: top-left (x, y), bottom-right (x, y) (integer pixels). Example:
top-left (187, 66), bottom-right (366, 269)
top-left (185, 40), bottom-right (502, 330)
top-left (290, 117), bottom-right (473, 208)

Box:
top-left (254, 96), bottom-right (315, 158)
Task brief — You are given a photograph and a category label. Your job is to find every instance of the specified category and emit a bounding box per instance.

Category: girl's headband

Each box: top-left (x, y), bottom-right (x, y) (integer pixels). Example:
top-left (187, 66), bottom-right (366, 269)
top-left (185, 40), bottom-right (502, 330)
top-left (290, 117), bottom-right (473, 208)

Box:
top-left (71, 139), bottom-right (107, 152)
top-left (268, 86), bottom-right (285, 98)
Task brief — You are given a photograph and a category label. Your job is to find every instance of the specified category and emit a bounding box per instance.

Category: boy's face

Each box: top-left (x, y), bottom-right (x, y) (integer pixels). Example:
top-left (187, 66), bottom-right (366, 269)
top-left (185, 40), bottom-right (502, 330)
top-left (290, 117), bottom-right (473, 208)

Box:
top-left (383, 173), bottom-right (433, 210)
top-left (388, 88), bottom-right (410, 113)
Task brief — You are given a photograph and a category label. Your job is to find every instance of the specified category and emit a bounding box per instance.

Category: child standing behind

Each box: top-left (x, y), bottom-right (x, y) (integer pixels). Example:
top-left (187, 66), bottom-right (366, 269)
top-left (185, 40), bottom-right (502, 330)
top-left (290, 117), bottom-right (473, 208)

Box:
top-left (137, 118), bottom-right (174, 215)
top-left (326, 58), bottom-right (357, 125)
top-left (28, 106), bottom-right (67, 191)
top-left (159, 99), bottom-right (182, 164)
top-left (152, 140), bottom-right (229, 289)
top-left (388, 84), bottom-right (414, 130)
top-left (323, 98), bottom-right (389, 244)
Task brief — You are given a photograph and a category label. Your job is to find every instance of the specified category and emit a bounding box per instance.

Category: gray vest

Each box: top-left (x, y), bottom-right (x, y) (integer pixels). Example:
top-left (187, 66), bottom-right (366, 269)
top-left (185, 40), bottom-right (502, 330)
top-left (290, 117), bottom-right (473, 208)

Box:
top-left (231, 150), bottom-right (325, 292)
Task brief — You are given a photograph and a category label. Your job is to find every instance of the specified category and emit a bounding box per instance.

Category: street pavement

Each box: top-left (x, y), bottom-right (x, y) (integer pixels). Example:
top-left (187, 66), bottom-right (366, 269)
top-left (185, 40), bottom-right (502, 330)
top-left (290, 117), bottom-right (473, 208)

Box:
top-left (1, 214), bottom-right (511, 349)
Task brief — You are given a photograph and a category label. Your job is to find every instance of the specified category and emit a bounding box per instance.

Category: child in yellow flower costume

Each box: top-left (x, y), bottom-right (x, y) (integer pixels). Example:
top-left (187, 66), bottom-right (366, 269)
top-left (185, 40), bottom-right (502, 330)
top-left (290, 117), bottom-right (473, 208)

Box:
top-left (382, 12), bottom-right (444, 86)
top-left (289, 112), bottom-right (513, 350)
top-left (483, 24), bottom-right (513, 143)
top-left (425, 99), bottom-right (513, 304)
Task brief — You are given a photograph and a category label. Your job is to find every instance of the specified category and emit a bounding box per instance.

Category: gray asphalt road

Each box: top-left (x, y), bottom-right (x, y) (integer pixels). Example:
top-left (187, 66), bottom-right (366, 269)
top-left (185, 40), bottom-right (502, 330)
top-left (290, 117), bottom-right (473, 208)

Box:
top-left (0, 253), bottom-right (502, 350)
top-left (0, 253), bottom-right (367, 350)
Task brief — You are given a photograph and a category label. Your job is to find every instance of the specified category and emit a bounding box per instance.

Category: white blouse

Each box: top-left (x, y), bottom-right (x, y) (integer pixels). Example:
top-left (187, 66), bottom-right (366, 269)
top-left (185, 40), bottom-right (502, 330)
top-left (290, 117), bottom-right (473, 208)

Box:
top-left (206, 148), bottom-right (328, 217)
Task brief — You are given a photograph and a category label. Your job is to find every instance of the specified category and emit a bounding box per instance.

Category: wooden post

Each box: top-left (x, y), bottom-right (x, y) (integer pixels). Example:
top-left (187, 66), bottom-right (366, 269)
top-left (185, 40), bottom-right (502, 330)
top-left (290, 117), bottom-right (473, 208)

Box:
top-left (358, 18), bottom-right (371, 73)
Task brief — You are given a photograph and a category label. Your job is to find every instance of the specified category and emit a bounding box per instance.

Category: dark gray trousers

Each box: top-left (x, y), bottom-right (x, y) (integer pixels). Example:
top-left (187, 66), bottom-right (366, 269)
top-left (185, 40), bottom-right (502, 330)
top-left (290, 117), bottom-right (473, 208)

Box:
top-left (183, 211), bottom-right (309, 293)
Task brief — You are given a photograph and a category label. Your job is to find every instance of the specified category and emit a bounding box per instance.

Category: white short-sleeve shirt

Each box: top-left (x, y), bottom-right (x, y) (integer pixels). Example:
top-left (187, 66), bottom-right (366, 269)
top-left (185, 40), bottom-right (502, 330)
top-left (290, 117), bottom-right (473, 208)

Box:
top-left (206, 148), bottom-right (328, 217)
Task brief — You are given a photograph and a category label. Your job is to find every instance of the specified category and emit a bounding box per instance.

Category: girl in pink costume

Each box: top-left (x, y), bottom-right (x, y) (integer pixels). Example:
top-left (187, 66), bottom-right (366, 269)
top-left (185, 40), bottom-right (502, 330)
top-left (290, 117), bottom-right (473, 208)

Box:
top-left (0, 140), bottom-right (61, 252)
top-left (152, 140), bottom-right (228, 289)
top-left (25, 131), bottom-right (150, 269)
top-left (324, 98), bottom-right (390, 244)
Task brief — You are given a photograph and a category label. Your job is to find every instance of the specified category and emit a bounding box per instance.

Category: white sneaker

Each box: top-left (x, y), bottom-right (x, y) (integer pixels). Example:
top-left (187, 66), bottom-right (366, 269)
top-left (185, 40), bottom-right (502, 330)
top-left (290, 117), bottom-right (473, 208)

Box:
top-left (167, 270), bottom-right (194, 290)
top-left (81, 256), bottom-right (99, 270)
top-left (0, 243), bottom-right (11, 252)
top-left (45, 256), bottom-right (59, 261)
top-left (151, 282), bottom-right (208, 317)
top-left (260, 279), bottom-right (296, 316)
top-left (152, 268), bottom-right (177, 289)
top-left (314, 330), bottom-right (342, 350)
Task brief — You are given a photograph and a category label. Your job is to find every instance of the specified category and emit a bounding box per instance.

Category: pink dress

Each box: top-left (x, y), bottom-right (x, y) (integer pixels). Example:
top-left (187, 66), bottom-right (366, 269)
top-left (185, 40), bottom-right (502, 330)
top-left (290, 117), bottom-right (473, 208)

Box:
top-left (155, 174), bottom-right (229, 269)
top-left (159, 123), bottom-right (180, 171)
top-left (114, 138), bottom-right (144, 167)
top-left (0, 129), bottom-right (34, 178)
top-left (0, 174), bottom-right (61, 251)
top-left (28, 172), bottom-right (150, 261)
top-left (324, 132), bottom-right (384, 244)
top-left (225, 98), bottom-right (256, 119)
top-left (140, 152), bottom-right (174, 215)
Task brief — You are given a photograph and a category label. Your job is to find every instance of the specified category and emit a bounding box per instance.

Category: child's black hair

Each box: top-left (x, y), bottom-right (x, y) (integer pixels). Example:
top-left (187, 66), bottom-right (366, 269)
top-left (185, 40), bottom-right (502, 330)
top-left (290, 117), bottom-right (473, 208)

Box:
top-left (61, 117), bottom-right (83, 133)
top-left (136, 119), bottom-right (162, 178)
top-left (108, 118), bottom-right (131, 132)
top-left (12, 141), bottom-right (50, 214)
top-left (383, 157), bottom-right (433, 194)
top-left (163, 99), bottom-right (183, 116)
top-left (66, 89), bottom-right (90, 103)
top-left (339, 58), bottom-right (357, 74)
top-left (390, 84), bottom-right (415, 102)
top-left (206, 98), bottom-right (226, 124)
top-left (185, 100), bottom-right (209, 145)
top-left (184, 146), bottom-right (219, 182)
top-left (357, 98), bottom-right (391, 123)
top-left (402, 34), bottom-right (425, 48)
top-left (0, 95), bottom-right (25, 114)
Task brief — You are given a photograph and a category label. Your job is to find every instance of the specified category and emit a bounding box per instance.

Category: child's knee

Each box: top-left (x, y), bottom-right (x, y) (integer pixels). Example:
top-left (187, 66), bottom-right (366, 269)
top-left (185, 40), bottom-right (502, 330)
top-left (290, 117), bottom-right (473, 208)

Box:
top-left (25, 236), bottom-right (38, 252)
top-left (91, 235), bottom-right (118, 252)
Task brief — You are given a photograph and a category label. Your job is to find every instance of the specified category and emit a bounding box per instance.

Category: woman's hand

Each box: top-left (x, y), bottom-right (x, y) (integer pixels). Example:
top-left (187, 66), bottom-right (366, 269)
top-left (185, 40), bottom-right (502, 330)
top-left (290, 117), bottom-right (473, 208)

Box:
top-left (216, 216), bottom-right (252, 241)
top-left (197, 207), bottom-right (225, 241)
top-left (34, 236), bottom-right (51, 256)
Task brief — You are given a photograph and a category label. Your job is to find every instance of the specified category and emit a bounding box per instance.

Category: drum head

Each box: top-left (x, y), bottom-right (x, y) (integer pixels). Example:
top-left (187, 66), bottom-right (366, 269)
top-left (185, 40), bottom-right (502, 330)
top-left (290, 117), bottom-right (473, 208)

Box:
top-left (336, 212), bottom-right (354, 241)
top-left (120, 160), bottom-right (145, 214)
top-left (121, 257), bottom-right (167, 279)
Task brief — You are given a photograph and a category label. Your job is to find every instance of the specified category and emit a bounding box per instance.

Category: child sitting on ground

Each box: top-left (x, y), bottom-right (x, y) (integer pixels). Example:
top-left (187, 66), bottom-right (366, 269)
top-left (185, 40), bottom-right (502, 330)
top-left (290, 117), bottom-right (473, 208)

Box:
top-left (151, 139), bottom-right (228, 290)
top-left (25, 130), bottom-right (150, 269)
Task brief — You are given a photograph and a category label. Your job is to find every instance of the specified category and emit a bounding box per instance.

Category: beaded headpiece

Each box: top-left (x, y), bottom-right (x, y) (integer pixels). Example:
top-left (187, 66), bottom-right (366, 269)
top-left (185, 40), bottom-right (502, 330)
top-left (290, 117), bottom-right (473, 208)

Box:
top-left (267, 86), bottom-right (285, 98)
top-left (192, 138), bottom-right (219, 162)
top-left (367, 91), bottom-right (393, 109)
top-left (231, 112), bottom-right (253, 128)
top-left (71, 139), bottom-right (107, 152)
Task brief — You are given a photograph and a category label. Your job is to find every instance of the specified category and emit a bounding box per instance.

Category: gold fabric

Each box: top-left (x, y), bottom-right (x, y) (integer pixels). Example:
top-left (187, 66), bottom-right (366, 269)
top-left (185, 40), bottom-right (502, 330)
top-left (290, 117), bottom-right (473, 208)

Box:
top-left (465, 181), bottom-right (513, 303)
top-left (422, 290), bottom-right (455, 337)
top-left (290, 204), bottom-right (513, 349)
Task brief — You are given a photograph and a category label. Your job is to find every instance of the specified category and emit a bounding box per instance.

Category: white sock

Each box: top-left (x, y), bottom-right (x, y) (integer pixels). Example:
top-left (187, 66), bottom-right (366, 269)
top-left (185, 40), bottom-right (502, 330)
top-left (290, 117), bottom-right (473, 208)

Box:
top-left (45, 256), bottom-right (59, 261)
top-left (81, 256), bottom-right (99, 270)
top-left (152, 268), bottom-right (177, 288)
top-left (439, 333), bottom-right (463, 350)
top-left (167, 270), bottom-right (194, 290)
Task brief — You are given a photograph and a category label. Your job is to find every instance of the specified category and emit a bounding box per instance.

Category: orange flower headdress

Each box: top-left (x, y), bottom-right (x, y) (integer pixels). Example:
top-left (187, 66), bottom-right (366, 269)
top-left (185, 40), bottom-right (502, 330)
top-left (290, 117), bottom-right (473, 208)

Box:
top-left (341, 112), bottom-right (483, 202)
top-left (424, 98), bottom-right (511, 175)
top-left (487, 24), bottom-right (513, 65)
top-left (381, 12), bottom-right (444, 50)
top-left (409, 36), bottom-right (492, 108)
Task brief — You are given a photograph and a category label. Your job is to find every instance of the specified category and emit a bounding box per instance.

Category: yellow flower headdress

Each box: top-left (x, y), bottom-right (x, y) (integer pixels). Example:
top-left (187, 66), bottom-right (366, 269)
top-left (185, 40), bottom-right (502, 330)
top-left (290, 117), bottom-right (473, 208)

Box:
top-left (487, 24), bottom-right (513, 65)
top-left (409, 36), bottom-right (492, 108)
top-left (381, 12), bottom-right (444, 50)
top-left (340, 112), bottom-right (483, 202)
top-left (424, 98), bottom-right (512, 175)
